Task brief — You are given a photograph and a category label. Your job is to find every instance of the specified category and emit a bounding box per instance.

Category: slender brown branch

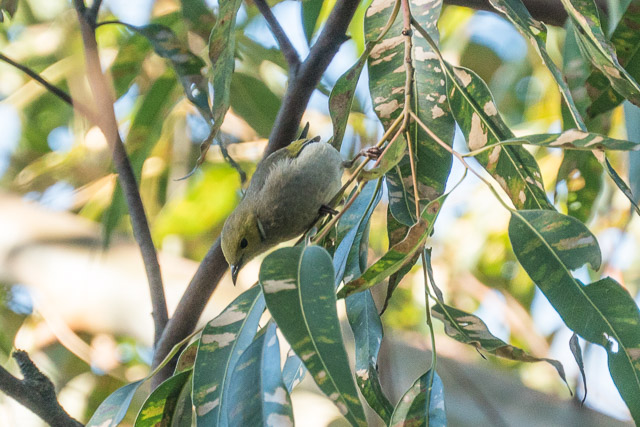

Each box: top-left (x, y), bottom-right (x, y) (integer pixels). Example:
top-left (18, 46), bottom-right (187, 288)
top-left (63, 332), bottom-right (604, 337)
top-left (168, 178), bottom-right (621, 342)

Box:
top-left (253, 0), bottom-right (300, 71)
top-left (87, 0), bottom-right (102, 23)
top-left (0, 351), bottom-right (83, 427)
top-left (73, 0), bottom-right (168, 345)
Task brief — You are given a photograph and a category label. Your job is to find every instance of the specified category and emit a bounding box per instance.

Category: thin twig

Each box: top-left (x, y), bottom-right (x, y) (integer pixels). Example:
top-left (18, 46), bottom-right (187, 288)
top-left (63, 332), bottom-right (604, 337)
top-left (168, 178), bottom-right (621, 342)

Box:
top-left (74, 0), bottom-right (168, 345)
top-left (253, 0), bottom-right (300, 71)
top-left (87, 0), bottom-right (103, 24)
top-left (0, 351), bottom-right (83, 427)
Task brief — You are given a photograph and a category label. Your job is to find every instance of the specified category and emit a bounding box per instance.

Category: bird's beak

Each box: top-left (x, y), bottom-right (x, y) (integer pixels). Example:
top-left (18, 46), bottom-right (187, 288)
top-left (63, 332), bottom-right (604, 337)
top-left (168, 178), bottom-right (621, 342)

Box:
top-left (230, 263), bottom-right (241, 286)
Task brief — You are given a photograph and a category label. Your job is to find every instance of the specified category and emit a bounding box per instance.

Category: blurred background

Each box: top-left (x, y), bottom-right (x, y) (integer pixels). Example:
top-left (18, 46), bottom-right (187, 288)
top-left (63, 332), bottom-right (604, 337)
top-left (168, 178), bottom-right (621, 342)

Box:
top-left (0, 0), bottom-right (638, 425)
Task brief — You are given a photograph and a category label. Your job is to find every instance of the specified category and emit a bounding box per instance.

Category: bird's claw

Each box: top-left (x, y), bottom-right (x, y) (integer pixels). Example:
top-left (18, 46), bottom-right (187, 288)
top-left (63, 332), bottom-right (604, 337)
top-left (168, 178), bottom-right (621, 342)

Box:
top-left (364, 146), bottom-right (382, 160)
top-left (319, 204), bottom-right (339, 216)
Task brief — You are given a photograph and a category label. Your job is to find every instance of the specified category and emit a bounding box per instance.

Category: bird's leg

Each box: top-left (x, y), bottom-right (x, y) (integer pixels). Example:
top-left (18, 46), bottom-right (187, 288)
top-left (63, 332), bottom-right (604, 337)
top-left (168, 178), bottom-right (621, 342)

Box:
top-left (342, 146), bottom-right (383, 168)
top-left (319, 204), bottom-right (339, 216)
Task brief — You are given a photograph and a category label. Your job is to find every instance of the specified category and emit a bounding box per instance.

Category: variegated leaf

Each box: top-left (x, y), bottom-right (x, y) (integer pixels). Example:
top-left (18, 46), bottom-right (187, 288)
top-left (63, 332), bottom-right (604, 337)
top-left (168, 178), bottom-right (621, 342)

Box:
top-left (502, 130), bottom-right (640, 151)
top-left (135, 371), bottom-right (192, 427)
top-left (390, 370), bottom-right (446, 427)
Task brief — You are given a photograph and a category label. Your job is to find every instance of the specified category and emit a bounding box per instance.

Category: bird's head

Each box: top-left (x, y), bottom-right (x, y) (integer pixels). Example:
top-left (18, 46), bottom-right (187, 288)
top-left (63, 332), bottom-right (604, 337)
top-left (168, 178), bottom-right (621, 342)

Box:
top-left (221, 207), bottom-right (267, 284)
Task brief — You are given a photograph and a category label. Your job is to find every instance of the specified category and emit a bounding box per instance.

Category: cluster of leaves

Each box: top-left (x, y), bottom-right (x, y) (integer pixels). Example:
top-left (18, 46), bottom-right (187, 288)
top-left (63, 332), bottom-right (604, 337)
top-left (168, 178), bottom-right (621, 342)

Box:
top-left (2, 0), bottom-right (640, 425)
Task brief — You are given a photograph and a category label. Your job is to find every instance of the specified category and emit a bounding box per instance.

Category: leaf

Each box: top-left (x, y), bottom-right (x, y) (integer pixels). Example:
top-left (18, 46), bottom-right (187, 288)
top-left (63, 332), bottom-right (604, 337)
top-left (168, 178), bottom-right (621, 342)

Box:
top-left (194, 0), bottom-right (244, 167)
top-left (359, 136), bottom-right (407, 180)
top-left (489, 0), bottom-right (586, 129)
top-left (502, 130), bottom-right (640, 151)
top-left (509, 209), bottom-right (640, 423)
top-left (260, 246), bottom-right (367, 426)
top-left (227, 323), bottom-right (294, 427)
top-left (624, 102), bottom-right (640, 206)
top-left (0, 285), bottom-right (30, 363)
top-left (102, 73), bottom-right (177, 246)
top-left (135, 371), bottom-right (191, 427)
top-left (171, 375), bottom-right (194, 427)
top-left (180, 0), bottom-right (216, 40)
top-left (366, 0), bottom-right (455, 225)
top-left (302, 0), bottom-right (324, 43)
top-left (175, 340), bottom-right (199, 373)
top-left (282, 349), bottom-right (306, 392)
top-left (390, 370), bottom-right (446, 427)
top-left (432, 303), bottom-right (569, 386)
top-left (445, 64), bottom-right (552, 210)
top-left (585, 0), bottom-right (640, 116)
top-left (86, 380), bottom-right (144, 427)
top-left (556, 150), bottom-right (603, 223)
top-left (124, 23), bottom-right (212, 121)
top-left (569, 333), bottom-right (588, 404)
top-left (602, 156), bottom-right (640, 215)
top-left (332, 180), bottom-right (392, 422)
top-left (193, 286), bottom-right (265, 427)
top-left (0, 0), bottom-right (18, 22)
top-left (338, 193), bottom-right (448, 299)
top-left (381, 208), bottom-right (417, 313)
top-left (229, 72), bottom-right (281, 138)
top-left (561, 0), bottom-right (640, 108)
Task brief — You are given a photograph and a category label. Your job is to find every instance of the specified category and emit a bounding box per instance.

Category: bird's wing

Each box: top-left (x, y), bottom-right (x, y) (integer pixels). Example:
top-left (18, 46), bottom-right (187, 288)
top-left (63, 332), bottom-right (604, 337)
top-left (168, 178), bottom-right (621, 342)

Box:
top-left (245, 136), bottom-right (321, 196)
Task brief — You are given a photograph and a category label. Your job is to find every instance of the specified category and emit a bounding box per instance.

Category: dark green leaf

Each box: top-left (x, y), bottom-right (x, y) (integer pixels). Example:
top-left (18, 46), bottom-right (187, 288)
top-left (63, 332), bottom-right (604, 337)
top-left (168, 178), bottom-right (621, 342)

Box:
top-left (282, 349), bottom-right (306, 392)
top-left (135, 371), bottom-right (191, 427)
top-left (569, 333), bottom-right (587, 404)
top-left (193, 286), bottom-right (265, 427)
top-left (432, 303), bottom-right (569, 386)
top-left (302, 0), bottom-right (324, 43)
top-left (603, 156), bottom-right (640, 215)
top-left (0, 0), bottom-right (18, 22)
top-left (585, 0), bottom-right (640, 116)
top-left (229, 72), bottom-right (281, 138)
top-left (260, 246), bottom-right (367, 426)
top-left (509, 209), bottom-right (640, 423)
top-left (556, 150), bottom-right (603, 222)
top-left (381, 209), bottom-right (417, 313)
top-left (86, 380), bottom-right (144, 427)
top-left (228, 323), bottom-right (294, 427)
top-left (390, 370), bottom-right (446, 427)
top-left (172, 375), bottom-right (194, 427)
top-left (338, 193), bottom-right (447, 299)
top-left (366, 0), bottom-right (455, 225)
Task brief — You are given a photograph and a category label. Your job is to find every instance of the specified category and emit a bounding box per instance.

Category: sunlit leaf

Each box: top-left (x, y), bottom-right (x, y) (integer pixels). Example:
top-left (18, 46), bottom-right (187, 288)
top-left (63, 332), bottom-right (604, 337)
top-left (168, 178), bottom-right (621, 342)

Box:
top-left (227, 323), bottom-right (294, 427)
top-left (489, 0), bottom-right (586, 129)
top-left (561, 0), bottom-right (640, 108)
top-left (445, 64), bottom-right (552, 210)
top-left (260, 246), bottom-right (367, 426)
top-left (366, 0), bottom-right (455, 225)
top-left (509, 209), bottom-right (640, 423)
top-left (193, 286), bottom-right (265, 427)
top-left (502, 130), bottom-right (640, 151)
top-left (432, 303), bottom-right (569, 386)
top-left (390, 370), bottom-right (446, 427)
top-left (86, 380), bottom-right (144, 427)
top-left (338, 193), bottom-right (447, 298)
top-left (359, 136), bottom-right (406, 181)
top-left (135, 370), bottom-right (191, 427)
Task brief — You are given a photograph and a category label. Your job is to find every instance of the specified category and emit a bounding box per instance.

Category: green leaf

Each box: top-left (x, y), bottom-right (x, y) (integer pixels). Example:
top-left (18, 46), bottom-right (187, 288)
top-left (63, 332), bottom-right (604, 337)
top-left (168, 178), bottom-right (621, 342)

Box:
top-left (193, 286), bottom-right (265, 427)
top-left (602, 156), bottom-right (640, 215)
top-left (302, 0), bottom-right (323, 43)
top-left (625, 102), bottom-right (640, 206)
top-left (509, 209), bottom-right (640, 423)
top-left (556, 150), bottom-right (603, 223)
top-left (432, 303), bottom-right (569, 386)
top-left (381, 208), bottom-right (417, 313)
top-left (561, 0), bottom-right (640, 108)
top-left (260, 246), bottom-right (367, 427)
top-left (102, 73), bottom-right (177, 246)
top-left (366, 0), bottom-right (455, 225)
top-left (502, 130), bottom-right (640, 151)
top-left (282, 349), bottom-right (306, 392)
top-left (195, 0), bottom-right (244, 167)
top-left (86, 380), bottom-right (144, 427)
top-left (585, 0), bottom-right (640, 116)
top-left (489, 0), bottom-right (586, 129)
top-left (180, 0), bottom-right (216, 40)
top-left (171, 375), bottom-right (194, 427)
top-left (0, 0), bottom-right (18, 22)
top-left (227, 323), bottom-right (294, 427)
top-left (569, 333), bottom-right (588, 404)
top-left (229, 72), bottom-right (281, 138)
top-left (135, 371), bottom-right (191, 427)
top-left (446, 64), bottom-right (552, 210)
top-left (124, 23), bottom-right (212, 121)
top-left (0, 285), bottom-right (29, 362)
top-left (175, 340), bottom-right (199, 374)
top-left (359, 136), bottom-right (406, 181)
top-left (390, 370), bottom-right (446, 427)
top-left (332, 180), bottom-right (392, 422)
top-left (338, 193), bottom-right (447, 299)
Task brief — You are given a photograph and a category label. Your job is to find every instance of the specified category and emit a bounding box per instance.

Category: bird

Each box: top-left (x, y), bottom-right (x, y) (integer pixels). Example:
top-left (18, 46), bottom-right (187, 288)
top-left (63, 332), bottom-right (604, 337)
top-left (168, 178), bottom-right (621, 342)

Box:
top-left (220, 136), bottom-right (344, 284)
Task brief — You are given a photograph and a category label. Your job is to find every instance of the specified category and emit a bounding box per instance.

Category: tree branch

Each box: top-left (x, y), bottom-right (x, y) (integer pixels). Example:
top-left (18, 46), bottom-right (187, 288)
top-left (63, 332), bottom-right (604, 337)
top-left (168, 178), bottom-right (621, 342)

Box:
top-left (73, 0), bottom-right (168, 345)
top-left (0, 351), bottom-right (83, 427)
top-left (253, 0), bottom-right (300, 71)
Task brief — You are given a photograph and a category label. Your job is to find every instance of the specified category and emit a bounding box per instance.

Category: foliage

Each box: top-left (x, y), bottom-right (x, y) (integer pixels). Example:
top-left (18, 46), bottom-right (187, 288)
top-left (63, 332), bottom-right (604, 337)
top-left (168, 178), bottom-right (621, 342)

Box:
top-left (1, 0), bottom-right (640, 425)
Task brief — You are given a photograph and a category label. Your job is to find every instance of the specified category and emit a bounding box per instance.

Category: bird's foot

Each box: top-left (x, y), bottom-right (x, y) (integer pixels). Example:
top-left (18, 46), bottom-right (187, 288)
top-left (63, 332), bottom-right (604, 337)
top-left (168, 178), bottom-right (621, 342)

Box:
top-left (319, 204), bottom-right (339, 216)
top-left (363, 146), bottom-right (382, 160)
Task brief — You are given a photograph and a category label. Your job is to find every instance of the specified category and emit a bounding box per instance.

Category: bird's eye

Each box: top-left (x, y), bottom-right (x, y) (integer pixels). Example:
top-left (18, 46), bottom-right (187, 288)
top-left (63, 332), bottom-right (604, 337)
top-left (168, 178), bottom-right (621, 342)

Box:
top-left (240, 238), bottom-right (248, 249)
